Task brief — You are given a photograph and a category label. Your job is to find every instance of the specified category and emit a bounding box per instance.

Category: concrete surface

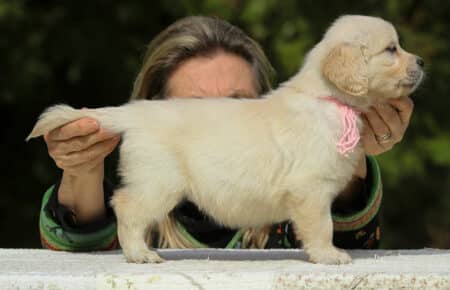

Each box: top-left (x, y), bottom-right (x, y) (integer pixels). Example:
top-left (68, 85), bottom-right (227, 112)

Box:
top-left (0, 248), bottom-right (449, 289)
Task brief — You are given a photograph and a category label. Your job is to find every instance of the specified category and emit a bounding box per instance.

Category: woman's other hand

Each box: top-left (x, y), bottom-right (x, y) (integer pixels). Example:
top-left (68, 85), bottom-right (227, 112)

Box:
top-left (361, 96), bottom-right (414, 156)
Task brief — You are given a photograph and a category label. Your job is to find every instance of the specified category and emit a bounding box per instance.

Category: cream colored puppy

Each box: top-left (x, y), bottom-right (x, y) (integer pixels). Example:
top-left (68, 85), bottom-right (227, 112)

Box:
top-left (28, 15), bottom-right (424, 264)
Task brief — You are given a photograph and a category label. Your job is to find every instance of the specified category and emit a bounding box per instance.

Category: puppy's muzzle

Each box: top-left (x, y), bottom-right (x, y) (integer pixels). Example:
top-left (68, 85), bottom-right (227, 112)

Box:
top-left (401, 55), bottom-right (424, 90)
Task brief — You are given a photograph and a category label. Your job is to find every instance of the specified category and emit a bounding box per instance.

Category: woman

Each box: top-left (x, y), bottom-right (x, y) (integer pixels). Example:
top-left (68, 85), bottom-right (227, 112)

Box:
top-left (40, 16), bottom-right (413, 251)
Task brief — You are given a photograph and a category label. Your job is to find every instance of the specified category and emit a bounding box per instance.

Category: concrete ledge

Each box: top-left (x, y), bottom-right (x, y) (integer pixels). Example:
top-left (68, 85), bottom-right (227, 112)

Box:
top-left (1, 248), bottom-right (449, 289)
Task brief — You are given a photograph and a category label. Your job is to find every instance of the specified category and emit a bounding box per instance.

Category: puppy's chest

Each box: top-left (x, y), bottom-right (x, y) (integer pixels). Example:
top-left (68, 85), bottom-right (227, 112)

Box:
top-left (279, 108), bottom-right (362, 180)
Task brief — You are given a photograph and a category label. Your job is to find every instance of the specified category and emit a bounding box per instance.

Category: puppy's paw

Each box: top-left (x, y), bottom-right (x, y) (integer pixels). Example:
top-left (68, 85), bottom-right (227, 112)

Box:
top-left (124, 249), bottom-right (165, 264)
top-left (307, 247), bottom-right (352, 265)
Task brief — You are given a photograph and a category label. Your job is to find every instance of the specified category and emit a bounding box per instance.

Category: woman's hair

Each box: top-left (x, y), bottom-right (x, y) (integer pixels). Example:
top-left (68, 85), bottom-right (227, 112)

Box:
top-left (134, 16), bottom-right (276, 249)
top-left (130, 15), bottom-right (275, 100)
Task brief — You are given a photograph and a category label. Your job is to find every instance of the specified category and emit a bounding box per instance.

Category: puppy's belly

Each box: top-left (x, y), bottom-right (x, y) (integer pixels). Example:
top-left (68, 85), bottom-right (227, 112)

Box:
top-left (189, 191), bottom-right (289, 228)
top-left (183, 153), bottom-right (358, 229)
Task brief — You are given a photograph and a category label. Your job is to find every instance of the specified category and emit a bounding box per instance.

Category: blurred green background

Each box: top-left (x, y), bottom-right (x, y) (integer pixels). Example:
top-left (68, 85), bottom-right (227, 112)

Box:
top-left (1, 0), bottom-right (449, 249)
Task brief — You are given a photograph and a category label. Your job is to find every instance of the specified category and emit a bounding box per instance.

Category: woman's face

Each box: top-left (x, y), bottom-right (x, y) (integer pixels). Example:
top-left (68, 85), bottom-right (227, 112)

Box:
top-left (165, 51), bottom-right (258, 99)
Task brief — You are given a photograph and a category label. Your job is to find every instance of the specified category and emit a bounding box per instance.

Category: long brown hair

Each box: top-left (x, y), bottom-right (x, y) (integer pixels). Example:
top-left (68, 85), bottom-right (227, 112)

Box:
top-left (131, 15), bottom-right (274, 100)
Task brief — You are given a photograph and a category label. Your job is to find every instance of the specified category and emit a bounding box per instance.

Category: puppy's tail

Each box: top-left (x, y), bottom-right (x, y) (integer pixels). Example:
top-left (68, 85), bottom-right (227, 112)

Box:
top-left (26, 104), bottom-right (128, 141)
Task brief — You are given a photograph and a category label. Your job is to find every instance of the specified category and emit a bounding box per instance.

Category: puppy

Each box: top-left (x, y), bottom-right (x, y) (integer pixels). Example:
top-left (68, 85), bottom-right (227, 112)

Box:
top-left (28, 15), bottom-right (424, 264)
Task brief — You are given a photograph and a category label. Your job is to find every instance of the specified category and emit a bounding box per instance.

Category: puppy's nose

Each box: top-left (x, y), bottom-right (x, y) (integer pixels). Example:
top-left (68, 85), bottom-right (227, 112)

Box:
top-left (416, 57), bottom-right (425, 68)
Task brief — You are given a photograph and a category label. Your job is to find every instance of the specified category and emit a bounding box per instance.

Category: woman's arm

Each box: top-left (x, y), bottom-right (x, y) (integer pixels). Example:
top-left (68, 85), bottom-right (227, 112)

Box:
top-left (40, 117), bottom-right (121, 251)
top-left (58, 164), bottom-right (106, 224)
top-left (332, 155), bottom-right (382, 249)
top-left (39, 181), bottom-right (118, 251)
top-left (44, 117), bottom-right (120, 223)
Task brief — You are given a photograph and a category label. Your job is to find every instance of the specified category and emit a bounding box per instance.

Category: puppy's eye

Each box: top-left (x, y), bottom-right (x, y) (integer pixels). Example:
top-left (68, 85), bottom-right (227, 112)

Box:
top-left (385, 45), bottom-right (397, 53)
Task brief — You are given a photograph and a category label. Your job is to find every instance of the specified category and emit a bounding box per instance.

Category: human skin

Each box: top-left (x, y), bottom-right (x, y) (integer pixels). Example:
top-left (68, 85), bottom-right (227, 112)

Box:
top-left (44, 51), bottom-right (414, 224)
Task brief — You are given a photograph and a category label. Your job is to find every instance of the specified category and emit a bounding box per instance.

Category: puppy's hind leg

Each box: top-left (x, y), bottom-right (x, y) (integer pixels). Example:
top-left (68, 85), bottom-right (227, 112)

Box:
top-left (111, 188), bottom-right (179, 263)
top-left (288, 192), bottom-right (352, 265)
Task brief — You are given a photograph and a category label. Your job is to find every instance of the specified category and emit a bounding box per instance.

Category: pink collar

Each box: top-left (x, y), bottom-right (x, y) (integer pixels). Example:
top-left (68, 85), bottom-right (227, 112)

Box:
top-left (321, 96), bottom-right (361, 156)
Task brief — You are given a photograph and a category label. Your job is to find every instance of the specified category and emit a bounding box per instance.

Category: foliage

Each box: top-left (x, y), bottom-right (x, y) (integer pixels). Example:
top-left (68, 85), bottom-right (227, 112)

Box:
top-left (1, 0), bottom-right (448, 248)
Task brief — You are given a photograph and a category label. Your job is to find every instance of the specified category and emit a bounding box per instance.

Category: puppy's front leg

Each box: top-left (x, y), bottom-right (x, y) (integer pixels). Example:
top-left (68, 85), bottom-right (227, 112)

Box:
top-left (111, 189), bottom-right (164, 263)
top-left (288, 194), bottom-right (352, 264)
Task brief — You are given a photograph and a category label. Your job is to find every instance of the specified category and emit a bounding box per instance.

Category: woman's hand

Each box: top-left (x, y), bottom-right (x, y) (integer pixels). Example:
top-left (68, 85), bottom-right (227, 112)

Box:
top-left (361, 96), bottom-right (414, 156)
top-left (44, 117), bottom-right (120, 177)
top-left (44, 117), bottom-right (120, 223)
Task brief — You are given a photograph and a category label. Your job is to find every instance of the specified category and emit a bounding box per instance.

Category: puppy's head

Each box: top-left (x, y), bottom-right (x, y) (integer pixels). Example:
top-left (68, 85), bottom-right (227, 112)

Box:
top-left (320, 15), bottom-right (424, 109)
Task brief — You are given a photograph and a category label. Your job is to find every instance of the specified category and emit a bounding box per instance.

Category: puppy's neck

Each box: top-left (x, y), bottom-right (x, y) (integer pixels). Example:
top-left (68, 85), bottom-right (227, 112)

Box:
top-left (280, 52), bottom-right (373, 112)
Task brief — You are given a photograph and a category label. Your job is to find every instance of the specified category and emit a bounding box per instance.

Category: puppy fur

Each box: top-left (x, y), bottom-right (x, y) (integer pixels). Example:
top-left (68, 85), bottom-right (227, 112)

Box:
top-left (28, 15), bottom-right (423, 264)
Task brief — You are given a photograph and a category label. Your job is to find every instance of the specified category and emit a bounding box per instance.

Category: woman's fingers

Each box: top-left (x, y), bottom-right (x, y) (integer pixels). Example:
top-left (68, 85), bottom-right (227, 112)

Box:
top-left (45, 118), bottom-right (99, 158)
top-left (388, 96), bottom-right (414, 125)
top-left (63, 151), bottom-right (111, 176)
top-left (364, 107), bottom-right (392, 140)
top-left (46, 118), bottom-right (99, 141)
top-left (44, 116), bottom-right (120, 173)
top-left (55, 136), bottom-right (120, 169)
top-left (361, 97), bottom-right (414, 156)
top-left (373, 103), bottom-right (403, 142)
top-left (50, 128), bottom-right (117, 156)
top-left (361, 116), bottom-right (391, 155)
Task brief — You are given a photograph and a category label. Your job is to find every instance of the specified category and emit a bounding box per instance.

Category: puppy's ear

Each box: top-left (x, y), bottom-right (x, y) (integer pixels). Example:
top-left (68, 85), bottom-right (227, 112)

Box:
top-left (322, 43), bottom-right (369, 96)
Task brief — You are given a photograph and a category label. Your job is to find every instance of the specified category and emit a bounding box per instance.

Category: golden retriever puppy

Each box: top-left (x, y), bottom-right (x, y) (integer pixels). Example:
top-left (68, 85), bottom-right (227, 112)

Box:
top-left (28, 15), bottom-right (424, 264)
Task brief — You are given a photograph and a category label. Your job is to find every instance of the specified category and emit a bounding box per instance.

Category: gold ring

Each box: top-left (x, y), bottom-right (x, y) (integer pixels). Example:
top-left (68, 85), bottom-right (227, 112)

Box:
top-left (376, 132), bottom-right (392, 144)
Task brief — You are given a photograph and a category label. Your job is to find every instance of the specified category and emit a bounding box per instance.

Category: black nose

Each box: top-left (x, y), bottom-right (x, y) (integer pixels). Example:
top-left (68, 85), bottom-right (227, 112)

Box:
top-left (416, 57), bottom-right (425, 67)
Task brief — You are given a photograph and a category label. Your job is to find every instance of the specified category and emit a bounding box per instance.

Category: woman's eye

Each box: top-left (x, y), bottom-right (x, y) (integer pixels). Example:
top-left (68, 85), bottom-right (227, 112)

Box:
top-left (385, 45), bottom-right (397, 53)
